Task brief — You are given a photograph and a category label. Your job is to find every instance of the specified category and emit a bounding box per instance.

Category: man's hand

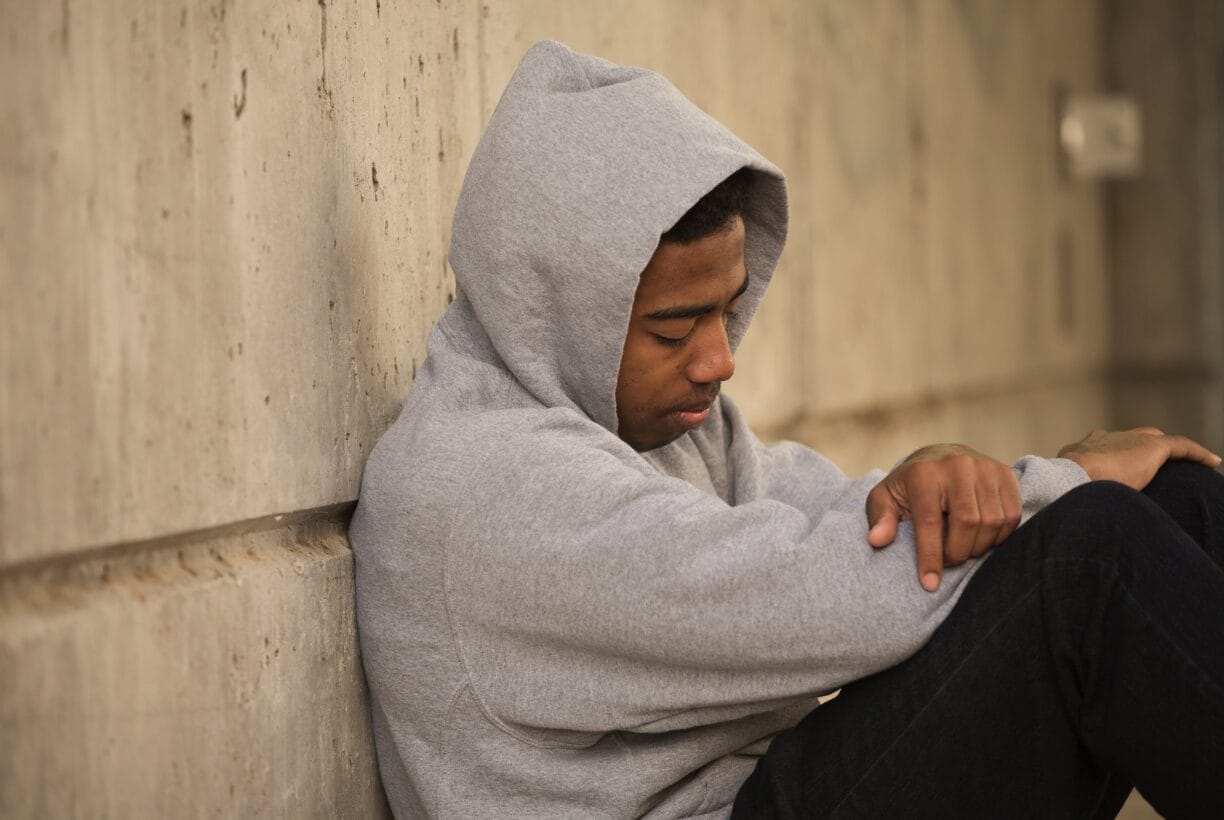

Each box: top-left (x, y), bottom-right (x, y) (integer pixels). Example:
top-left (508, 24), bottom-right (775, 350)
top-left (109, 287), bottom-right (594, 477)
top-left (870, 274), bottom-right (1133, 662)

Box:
top-left (866, 444), bottom-right (1021, 593)
top-left (1057, 427), bottom-right (1220, 490)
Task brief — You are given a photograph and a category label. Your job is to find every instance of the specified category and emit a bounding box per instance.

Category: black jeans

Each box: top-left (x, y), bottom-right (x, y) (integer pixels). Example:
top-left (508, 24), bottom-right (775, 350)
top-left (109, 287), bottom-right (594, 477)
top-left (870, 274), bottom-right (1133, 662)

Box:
top-left (733, 462), bottom-right (1224, 819)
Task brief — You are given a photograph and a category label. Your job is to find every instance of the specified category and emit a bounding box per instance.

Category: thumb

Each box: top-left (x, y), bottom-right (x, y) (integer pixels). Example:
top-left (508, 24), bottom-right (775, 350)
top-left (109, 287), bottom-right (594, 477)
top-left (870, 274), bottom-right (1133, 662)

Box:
top-left (866, 489), bottom-right (900, 548)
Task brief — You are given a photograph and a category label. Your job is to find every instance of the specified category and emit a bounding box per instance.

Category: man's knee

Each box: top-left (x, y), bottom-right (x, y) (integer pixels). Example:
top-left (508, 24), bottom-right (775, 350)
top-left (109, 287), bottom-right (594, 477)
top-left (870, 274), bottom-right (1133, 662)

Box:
top-left (1029, 480), bottom-right (1153, 565)
top-left (1048, 479), bottom-right (1142, 527)
top-left (1145, 460), bottom-right (1224, 506)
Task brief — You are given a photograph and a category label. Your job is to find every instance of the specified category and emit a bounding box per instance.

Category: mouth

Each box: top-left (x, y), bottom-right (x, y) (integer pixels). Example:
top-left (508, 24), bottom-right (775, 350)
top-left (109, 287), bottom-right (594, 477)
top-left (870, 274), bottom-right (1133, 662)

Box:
top-left (675, 407), bottom-right (711, 428)
top-left (670, 392), bottom-right (718, 430)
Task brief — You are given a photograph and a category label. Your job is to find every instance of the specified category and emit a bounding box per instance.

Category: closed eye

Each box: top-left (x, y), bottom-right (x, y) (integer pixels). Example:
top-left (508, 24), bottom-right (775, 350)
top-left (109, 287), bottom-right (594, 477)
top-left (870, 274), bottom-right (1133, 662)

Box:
top-left (654, 329), bottom-right (694, 348)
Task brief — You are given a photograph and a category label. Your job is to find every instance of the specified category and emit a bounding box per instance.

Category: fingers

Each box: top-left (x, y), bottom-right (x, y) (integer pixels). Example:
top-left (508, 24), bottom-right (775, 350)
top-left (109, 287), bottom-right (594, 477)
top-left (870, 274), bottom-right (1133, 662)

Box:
top-left (977, 466), bottom-right (1022, 552)
top-left (971, 481), bottom-right (1005, 558)
top-left (909, 473), bottom-right (946, 592)
top-left (872, 448), bottom-right (1024, 593)
top-left (865, 485), bottom-right (900, 548)
top-left (997, 469), bottom-right (1022, 544)
top-left (943, 456), bottom-right (980, 567)
top-left (1162, 435), bottom-right (1223, 468)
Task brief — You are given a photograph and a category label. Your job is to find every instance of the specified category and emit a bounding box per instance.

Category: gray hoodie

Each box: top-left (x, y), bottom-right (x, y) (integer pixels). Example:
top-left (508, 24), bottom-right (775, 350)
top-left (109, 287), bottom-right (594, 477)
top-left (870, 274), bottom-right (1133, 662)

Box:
top-left (349, 40), bottom-right (1088, 819)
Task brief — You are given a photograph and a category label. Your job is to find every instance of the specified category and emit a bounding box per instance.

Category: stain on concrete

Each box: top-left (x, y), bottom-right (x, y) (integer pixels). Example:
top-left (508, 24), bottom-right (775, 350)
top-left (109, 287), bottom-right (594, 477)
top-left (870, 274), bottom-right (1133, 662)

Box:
top-left (317, 0), bottom-right (335, 118)
top-left (233, 68), bottom-right (247, 119)
top-left (952, 0), bottom-right (1009, 94)
top-left (371, 162), bottom-right (380, 198)
top-left (181, 109), bottom-right (194, 157)
top-left (452, 27), bottom-right (459, 59)
top-left (59, 0), bottom-right (70, 55)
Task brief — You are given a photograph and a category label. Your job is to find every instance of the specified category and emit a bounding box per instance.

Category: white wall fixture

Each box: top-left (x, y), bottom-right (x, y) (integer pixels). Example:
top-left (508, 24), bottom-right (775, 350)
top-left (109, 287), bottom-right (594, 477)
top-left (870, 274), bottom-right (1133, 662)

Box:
top-left (1059, 94), bottom-right (1143, 178)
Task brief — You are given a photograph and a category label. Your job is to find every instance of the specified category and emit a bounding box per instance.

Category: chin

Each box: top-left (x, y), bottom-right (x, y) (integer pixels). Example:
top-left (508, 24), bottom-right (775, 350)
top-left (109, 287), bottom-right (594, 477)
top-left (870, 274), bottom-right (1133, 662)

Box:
top-left (634, 430), bottom-right (686, 453)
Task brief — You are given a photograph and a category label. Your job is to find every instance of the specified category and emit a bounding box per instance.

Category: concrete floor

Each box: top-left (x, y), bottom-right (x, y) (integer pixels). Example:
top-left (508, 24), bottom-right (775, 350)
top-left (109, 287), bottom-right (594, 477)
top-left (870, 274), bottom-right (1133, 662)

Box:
top-left (1119, 791), bottom-right (1161, 818)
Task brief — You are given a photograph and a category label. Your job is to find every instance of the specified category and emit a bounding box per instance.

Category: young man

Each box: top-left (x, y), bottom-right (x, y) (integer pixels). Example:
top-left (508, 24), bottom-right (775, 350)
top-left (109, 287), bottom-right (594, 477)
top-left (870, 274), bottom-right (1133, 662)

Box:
top-left (350, 41), bottom-right (1224, 818)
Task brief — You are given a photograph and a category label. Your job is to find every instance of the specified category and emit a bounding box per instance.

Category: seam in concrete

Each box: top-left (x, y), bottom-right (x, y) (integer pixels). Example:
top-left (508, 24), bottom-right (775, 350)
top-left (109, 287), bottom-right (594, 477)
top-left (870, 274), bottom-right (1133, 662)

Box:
top-left (1110, 362), bottom-right (1223, 383)
top-left (758, 366), bottom-right (1115, 440)
top-left (763, 362), bottom-right (1223, 444)
top-left (0, 502), bottom-right (356, 595)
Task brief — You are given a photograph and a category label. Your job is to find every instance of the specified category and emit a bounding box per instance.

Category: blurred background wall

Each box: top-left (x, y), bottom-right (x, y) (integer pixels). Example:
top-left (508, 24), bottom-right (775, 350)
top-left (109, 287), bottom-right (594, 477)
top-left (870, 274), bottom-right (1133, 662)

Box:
top-left (2, 0), bottom-right (1220, 814)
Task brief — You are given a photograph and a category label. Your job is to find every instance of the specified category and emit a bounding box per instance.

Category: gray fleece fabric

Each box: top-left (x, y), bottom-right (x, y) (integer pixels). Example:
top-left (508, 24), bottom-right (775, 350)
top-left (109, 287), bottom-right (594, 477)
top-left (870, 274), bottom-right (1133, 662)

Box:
top-left (349, 40), bottom-right (1089, 819)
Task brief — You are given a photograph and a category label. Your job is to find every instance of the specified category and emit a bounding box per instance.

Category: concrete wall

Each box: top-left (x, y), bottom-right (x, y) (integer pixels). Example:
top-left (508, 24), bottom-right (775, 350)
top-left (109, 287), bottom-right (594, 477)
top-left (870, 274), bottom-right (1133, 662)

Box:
top-left (1, 0), bottom-right (1213, 815)
top-left (1107, 0), bottom-right (1224, 451)
top-left (477, 0), bottom-right (1113, 476)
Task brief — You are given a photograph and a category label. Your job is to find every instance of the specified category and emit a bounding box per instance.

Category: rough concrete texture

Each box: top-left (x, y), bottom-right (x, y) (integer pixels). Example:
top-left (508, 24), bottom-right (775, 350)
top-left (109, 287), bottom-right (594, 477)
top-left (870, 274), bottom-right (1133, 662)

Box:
top-left (481, 0), bottom-right (1111, 462)
top-left (804, 0), bottom-right (1109, 417)
top-left (784, 376), bottom-right (1113, 478)
top-left (1, 0), bottom-right (481, 563)
top-left (0, 515), bottom-right (388, 818)
top-left (1, 0), bottom-right (1210, 816)
top-left (1107, 0), bottom-right (1224, 450)
top-left (1, 0), bottom-right (1116, 565)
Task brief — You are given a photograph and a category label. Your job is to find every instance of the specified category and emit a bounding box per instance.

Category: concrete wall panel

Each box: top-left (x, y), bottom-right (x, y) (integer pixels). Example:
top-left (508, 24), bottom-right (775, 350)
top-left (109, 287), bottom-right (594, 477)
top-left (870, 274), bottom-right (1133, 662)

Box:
top-left (0, 0), bottom-right (480, 564)
top-left (782, 376), bottom-right (1111, 479)
top-left (1, 1), bottom-right (1121, 566)
top-left (0, 516), bottom-right (387, 818)
top-left (10, 1), bottom-right (1197, 812)
top-left (805, 0), bottom-right (1109, 422)
top-left (473, 0), bottom-right (1115, 462)
top-left (1106, 0), bottom-right (1224, 449)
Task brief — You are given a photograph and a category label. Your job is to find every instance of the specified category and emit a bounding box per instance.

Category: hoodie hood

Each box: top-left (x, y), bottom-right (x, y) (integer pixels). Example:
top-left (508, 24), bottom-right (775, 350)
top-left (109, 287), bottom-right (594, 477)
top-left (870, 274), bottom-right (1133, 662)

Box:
top-left (448, 40), bottom-right (788, 435)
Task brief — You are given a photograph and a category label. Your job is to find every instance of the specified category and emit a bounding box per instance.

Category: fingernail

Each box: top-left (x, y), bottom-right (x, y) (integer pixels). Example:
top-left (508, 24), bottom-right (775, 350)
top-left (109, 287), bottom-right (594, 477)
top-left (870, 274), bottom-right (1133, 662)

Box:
top-left (922, 572), bottom-right (940, 592)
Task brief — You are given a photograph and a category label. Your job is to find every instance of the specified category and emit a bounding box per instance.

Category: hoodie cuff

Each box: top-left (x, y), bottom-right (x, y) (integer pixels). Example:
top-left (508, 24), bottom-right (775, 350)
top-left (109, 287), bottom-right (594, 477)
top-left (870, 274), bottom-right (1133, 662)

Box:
top-left (1012, 454), bottom-right (1091, 523)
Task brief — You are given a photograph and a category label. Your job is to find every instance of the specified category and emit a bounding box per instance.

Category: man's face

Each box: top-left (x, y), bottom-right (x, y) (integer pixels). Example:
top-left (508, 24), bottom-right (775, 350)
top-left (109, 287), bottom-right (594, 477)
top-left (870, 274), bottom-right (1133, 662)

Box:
top-left (615, 216), bottom-right (748, 451)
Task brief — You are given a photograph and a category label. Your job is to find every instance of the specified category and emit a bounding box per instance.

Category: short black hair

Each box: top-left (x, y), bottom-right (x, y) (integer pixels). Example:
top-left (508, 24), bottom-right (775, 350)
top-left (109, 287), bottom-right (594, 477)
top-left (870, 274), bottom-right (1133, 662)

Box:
top-left (661, 167), bottom-right (754, 244)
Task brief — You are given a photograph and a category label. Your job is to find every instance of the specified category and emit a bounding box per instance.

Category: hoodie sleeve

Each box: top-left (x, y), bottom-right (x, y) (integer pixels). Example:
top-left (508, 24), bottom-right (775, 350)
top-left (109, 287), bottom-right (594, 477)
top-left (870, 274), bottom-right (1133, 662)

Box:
top-left (728, 400), bottom-right (1088, 529)
top-left (1012, 454), bottom-right (1091, 521)
top-left (430, 423), bottom-right (898, 744)
top-left (750, 442), bottom-right (1089, 526)
top-left (443, 420), bottom-right (1093, 746)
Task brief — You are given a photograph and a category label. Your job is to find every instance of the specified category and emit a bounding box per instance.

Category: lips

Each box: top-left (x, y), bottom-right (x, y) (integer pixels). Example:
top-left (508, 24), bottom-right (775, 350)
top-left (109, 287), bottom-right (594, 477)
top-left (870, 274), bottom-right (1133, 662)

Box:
top-left (675, 406), bottom-right (711, 428)
top-left (670, 392), bottom-right (717, 430)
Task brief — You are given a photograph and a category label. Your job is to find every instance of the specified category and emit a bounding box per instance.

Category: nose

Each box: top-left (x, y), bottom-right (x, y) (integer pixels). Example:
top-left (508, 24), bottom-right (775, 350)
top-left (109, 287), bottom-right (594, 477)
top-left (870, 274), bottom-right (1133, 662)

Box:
top-left (685, 321), bottom-right (735, 385)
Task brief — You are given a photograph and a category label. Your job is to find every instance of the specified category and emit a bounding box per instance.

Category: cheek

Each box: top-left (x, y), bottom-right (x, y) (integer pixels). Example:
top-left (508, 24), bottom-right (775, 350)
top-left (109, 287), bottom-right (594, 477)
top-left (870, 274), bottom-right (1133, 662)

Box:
top-left (617, 368), bottom-right (659, 418)
top-left (617, 334), bottom-right (685, 410)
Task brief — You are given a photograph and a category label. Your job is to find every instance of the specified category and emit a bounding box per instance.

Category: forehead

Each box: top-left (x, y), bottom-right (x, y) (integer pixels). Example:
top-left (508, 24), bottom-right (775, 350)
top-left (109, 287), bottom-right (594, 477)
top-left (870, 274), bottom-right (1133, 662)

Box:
top-left (632, 218), bottom-right (746, 309)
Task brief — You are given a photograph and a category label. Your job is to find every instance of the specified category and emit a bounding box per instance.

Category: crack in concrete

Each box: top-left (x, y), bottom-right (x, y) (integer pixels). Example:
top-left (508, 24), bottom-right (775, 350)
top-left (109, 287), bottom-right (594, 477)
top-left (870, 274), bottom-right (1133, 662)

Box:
top-left (60, 0), bottom-right (70, 55)
top-left (181, 109), bottom-right (194, 157)
top-left (317, 0), bottom-right (334, 118)
top-left (233, 67), bottom-right (247, 119)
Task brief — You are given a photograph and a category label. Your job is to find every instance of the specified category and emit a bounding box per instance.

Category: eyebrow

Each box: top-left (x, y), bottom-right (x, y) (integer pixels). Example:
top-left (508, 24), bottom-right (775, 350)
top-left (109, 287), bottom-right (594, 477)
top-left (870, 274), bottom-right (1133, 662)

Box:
top-left (643, 274), bottom-right (751, 321)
